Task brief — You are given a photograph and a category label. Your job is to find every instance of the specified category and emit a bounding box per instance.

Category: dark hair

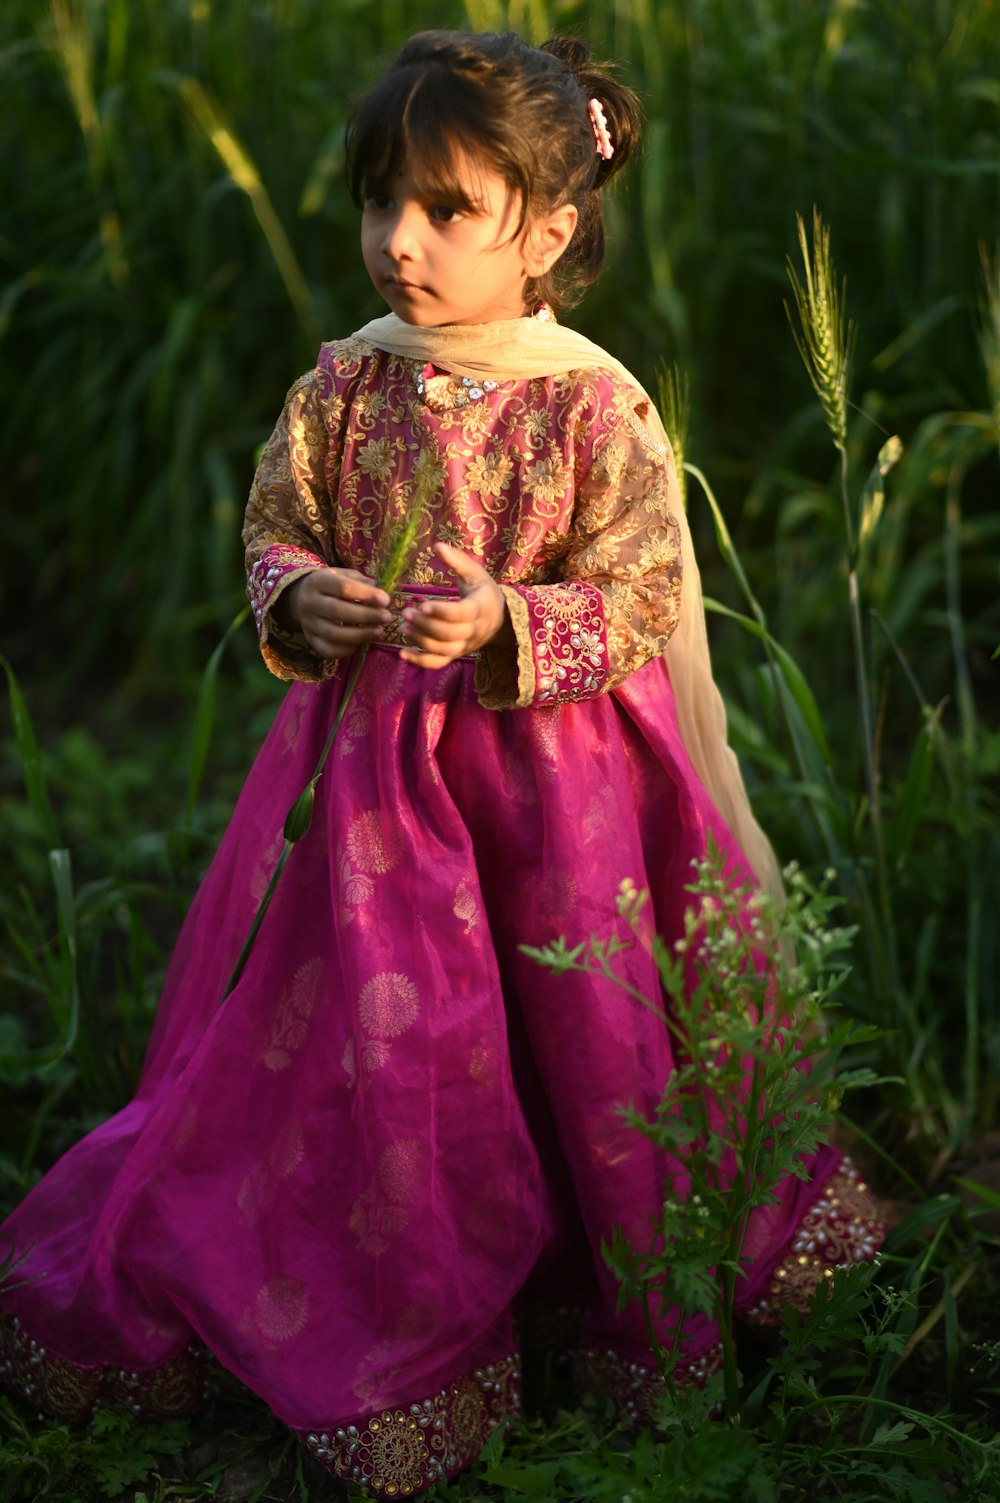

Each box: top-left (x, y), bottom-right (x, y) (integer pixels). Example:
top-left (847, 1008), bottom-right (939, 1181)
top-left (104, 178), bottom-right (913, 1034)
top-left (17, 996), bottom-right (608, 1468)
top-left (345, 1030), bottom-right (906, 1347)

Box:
top-left (345, 30), bottom-right (642, 311)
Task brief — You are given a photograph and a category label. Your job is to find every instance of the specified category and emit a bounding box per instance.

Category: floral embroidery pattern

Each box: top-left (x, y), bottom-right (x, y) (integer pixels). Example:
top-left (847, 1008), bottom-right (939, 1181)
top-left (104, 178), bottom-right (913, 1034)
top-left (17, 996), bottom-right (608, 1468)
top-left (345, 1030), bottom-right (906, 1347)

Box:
top-left (746, 1156), bottom-right (888, 1325)
top-left (247, 543), bottom-right (325, 639)
top-left (243, 340), bottom-right (684, 701)
top-left (0, 1313), bottom-right (218, 1423)
top-left (261, 957), bottom-right (322, 1071)
top-left (302, 1354), bottom-right (520, 1497)
top-left (346, 810), bottom-right (401, 874)
top-left (514, 581), bottom-right (609, 706)
top-left (358, 972), bottom-right (420, 1044)
top-left (465, 450), bottom-right (514, 499)
top-left (251, 1277), bottom-right (310, 1344)
top-left (347, 1138), bottom-right (428, 1255)
top-left (577, 1341), bottom-right (724, 1428)
top-left (453, 881), bottom-right (479, 935)
top-left (237, 1122), bottom-right (305, 1222)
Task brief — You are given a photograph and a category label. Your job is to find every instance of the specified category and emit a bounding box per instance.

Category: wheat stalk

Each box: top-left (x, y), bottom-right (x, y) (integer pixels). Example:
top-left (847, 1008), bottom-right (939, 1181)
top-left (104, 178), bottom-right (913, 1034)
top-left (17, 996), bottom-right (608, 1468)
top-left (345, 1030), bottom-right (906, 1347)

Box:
top-left (785, 208), bottom-right (855, 454)
top-left (223, 468), bottom-right (437, 998)
top-left (979, 241), bottom-right (1000, 450)
top-left (657, 364), bottom-right (691, 507)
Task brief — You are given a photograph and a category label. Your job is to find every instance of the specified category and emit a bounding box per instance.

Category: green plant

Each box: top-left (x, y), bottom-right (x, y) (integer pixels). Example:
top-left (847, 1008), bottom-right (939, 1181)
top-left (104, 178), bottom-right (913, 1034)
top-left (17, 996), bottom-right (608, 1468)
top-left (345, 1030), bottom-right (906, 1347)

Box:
top-left (521, 857), bottom-right (999, 1499)
top-left (684, 208), bottom-right (999, 1162)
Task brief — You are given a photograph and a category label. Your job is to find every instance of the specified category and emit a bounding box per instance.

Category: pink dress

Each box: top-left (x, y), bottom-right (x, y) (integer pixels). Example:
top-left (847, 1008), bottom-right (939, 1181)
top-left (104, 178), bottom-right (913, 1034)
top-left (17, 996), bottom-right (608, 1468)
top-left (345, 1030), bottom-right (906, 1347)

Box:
top-left (0, 336), bottom-right (885, 1498)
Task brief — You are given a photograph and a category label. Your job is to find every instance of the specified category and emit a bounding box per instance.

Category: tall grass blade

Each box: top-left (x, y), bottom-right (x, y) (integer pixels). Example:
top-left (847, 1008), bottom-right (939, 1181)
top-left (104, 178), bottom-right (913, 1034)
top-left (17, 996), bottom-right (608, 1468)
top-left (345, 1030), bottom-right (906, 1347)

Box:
top-left (175, 76), bottom-right (320, 343)
top-left (685, 463), bottom-right (767, 629)
top-left (979, 242), bottom-right (1000, 448)
top-left (658, 365), bottom-right (691, 506)
top-left (858, 435), bottom-right (903, 554)
top-left (889, 710), bottom-right (942, 871)
top-left (184, 606), bottom-right (250, 832)
top-left (703, 600), bottom-right (830, 762)
top-left (2, 658), bottom-right (62, 851)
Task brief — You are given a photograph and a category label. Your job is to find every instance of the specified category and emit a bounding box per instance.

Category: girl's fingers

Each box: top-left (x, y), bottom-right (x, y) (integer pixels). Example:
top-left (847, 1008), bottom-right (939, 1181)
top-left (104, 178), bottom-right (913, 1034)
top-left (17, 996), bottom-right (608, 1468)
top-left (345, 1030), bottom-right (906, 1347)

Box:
top-left (309, 568), bottom-right (390, 610)
top-left (305, 614), bottom-right (386, 654)
top-left (399, 647), bottom-right (457, 670)
top-left (405, 597), bottom-right (476, 624)
top-left (319, 598), bottom-right (390, 627)
top-left (432, 540), bottom-right (491, 589)
top-left (402, 612), bottom-right (473, 644)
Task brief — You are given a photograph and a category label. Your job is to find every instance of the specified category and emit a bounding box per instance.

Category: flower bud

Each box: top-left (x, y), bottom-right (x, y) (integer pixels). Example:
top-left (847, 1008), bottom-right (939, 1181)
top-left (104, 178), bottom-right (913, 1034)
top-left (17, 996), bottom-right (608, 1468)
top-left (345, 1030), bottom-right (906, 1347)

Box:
top-left (284, 783), bottom-right (316, 842)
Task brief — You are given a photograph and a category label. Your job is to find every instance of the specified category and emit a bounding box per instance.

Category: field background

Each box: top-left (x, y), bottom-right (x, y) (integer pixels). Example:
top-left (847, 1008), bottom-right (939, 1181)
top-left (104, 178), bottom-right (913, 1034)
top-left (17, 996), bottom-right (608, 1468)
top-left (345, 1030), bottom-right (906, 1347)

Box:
top-left (1, 0), bottom-right (998, 1499)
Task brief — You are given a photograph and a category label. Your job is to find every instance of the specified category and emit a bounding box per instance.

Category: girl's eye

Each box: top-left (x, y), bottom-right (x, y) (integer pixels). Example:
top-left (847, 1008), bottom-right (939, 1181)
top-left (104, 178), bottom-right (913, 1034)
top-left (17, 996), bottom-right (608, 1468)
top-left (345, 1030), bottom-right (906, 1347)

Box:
top-left (366, 192), bottom-right (392, 211)
top-left (431, 205), bottom-right (464, 224)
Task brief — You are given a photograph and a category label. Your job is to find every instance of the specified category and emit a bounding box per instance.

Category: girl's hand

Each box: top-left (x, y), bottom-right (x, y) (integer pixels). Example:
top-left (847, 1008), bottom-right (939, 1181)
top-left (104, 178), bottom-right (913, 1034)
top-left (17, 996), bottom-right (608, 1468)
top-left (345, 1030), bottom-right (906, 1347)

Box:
top-left (284, 568), bottom-right (391, 660)
top-left (400, 542), bottom-right (514, 669)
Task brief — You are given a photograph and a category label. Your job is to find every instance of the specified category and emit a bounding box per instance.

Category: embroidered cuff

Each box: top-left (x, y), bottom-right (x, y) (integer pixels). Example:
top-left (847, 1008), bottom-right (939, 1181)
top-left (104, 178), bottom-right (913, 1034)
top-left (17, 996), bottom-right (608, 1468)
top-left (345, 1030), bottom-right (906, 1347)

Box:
top-left (483, 581), bottom-right (609, 708)
top-left (247, 543), bottom-right (327, 681)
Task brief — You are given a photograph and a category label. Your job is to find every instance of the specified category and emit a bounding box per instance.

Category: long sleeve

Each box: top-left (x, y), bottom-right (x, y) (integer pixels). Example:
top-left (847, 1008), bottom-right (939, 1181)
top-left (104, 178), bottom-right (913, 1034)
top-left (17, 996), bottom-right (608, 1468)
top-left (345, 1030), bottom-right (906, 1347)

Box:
top-left (476, 397), bottom-right (683, 710)
top-left (242, 370), bottom-right (336, 682)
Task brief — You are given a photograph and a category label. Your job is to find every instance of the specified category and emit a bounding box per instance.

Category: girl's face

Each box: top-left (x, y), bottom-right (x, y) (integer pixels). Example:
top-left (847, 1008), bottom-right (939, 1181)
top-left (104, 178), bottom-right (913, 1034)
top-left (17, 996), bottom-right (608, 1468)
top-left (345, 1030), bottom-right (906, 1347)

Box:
top-left (361, 154), bottom-right (571, 327)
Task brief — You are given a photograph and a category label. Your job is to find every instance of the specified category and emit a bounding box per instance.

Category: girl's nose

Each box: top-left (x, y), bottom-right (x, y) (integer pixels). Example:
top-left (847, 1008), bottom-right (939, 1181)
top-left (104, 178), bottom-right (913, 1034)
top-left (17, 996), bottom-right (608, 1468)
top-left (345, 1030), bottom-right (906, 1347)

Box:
top-left (382, 205), bottom-right (421, 262)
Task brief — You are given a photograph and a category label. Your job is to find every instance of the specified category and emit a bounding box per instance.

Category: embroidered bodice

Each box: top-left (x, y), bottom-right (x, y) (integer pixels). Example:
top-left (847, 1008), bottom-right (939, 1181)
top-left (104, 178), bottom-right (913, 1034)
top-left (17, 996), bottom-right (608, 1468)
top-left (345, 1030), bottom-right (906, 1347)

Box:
top-left (243, 336), bottom-right (683, 708)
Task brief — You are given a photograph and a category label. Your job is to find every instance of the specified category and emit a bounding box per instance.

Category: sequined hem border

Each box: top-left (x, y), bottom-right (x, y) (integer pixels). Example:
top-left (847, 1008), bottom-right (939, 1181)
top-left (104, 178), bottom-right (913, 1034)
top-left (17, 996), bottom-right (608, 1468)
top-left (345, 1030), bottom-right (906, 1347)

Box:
top-left (577, 1340), bottom-right (723, 1427)
top-left (0, 1310), bottom-right (518, 1500)
top-left (0, 1311), bottom-right (217, 1422)
top-left (745, 1154), bottom-right (889, 1326)
top-left (299, 1353), bottom-right (521, 1497)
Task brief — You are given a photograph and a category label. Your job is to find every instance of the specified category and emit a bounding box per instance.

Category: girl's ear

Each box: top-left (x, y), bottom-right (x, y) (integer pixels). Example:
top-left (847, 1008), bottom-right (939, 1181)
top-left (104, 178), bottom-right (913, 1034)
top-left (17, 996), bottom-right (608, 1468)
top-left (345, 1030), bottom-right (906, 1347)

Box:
top-left (522, 202), bottom-right (579, 277)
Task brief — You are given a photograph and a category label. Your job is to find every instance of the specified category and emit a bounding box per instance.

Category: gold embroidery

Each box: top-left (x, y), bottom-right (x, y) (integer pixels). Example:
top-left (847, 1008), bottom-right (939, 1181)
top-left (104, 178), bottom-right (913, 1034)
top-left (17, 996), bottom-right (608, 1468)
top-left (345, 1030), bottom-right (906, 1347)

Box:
top-left (339, 852), bottom-right (374, 919)
top-left (346, 810), bottom-right (401, 874)
top-left (466, 450), bottom-right (515, 499)
top-left (250, 831), bottom-right (285, 904)
top-left (347, 1138), bottom-right (428, 1255)
top-left (577, 1341), bottom-right (723, 1428)
top-left (452, 881), bottom-right (479, 934)
top-left (358, 972), bottom-right (420, 1039)
top-left (237, 1122), bottom-right (305, 1221)
top-left (261, 957), bottom-right (322, 1071)
top-left (303, 1353), bottom-right (521, 1497)
top-left (747, 1156), bottom-right (888, 1325)
top-left (0, 1312), bottom-right (218, 1422)
top-left (244, 345), bottom-right (685, 703)
top-left (251, 1277), bottom-right (309, 1343)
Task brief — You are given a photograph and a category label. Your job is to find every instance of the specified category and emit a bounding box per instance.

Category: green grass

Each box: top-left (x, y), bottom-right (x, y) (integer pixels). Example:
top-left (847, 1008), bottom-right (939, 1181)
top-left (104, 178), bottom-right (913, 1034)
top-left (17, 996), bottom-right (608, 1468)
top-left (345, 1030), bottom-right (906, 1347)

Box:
top-left (2, 0), bottom-right (999, 1498)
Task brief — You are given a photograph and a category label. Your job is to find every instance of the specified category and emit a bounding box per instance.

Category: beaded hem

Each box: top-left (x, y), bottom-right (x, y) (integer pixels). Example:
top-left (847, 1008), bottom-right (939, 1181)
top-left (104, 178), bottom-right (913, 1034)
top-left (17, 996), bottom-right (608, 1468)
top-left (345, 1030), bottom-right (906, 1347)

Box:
top-left (577, 1340), bottom-right (724, 1427)
top-left (745, 1154), bottom-right (888, 1326)
top-left (247, 542), bottom-right (326, 639)
top-left (299, 1353), bottom-right (521, 1497)
top-left (0, 1311), bottom-right (217, 1422)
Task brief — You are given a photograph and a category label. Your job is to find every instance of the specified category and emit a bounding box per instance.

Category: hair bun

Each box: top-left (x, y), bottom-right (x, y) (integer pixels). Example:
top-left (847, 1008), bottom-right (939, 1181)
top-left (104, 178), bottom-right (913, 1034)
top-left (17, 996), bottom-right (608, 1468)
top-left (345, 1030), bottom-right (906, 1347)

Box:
top-left (540, 35), bottom-right (642, 187)
top-left (540, 35), bottom-right (593, 75)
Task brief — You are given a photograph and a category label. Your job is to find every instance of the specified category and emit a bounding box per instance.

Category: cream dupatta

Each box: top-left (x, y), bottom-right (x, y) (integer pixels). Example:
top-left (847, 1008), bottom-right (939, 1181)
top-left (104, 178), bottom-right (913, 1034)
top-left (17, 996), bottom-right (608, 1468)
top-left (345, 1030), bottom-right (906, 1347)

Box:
top-left (354, 312), bottom-right (782, 899)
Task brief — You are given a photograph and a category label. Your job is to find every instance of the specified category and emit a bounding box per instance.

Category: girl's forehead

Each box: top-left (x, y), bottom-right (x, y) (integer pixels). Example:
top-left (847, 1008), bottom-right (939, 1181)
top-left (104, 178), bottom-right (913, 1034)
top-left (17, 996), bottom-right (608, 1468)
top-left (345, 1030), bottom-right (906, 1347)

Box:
top-left (378, 150), bottom-right (512, 213)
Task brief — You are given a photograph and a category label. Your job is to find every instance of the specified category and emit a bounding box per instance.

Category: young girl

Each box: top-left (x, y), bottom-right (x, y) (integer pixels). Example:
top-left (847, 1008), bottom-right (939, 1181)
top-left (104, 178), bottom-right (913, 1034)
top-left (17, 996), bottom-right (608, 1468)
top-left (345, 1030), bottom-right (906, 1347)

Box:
top-left (0, 31), bottom-right (885, 1498)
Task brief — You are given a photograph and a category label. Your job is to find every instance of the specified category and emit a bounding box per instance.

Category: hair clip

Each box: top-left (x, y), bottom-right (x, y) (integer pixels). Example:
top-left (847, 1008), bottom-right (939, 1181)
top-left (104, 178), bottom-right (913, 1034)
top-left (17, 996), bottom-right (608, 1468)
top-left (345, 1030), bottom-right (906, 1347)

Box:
top-left (588, 98), bottom-right (614, 161)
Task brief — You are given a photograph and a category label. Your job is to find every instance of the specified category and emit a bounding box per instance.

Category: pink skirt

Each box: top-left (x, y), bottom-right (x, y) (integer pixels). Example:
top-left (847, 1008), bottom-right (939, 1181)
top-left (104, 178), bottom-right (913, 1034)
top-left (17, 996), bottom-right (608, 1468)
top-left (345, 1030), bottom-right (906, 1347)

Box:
top-left (0, 649), bottom-right (885, 1496)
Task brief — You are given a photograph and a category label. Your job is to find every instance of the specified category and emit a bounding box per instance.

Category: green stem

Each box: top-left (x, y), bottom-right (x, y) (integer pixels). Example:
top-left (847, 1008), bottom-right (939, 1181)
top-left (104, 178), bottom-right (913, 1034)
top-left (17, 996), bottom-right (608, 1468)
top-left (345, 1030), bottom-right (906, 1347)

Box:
top-left (222, 647), bottom-right (370, 1000)
top-left (840, 442), bottom-right (897, 1005)
top-left (223, 839), bottom-right (293, 998)
top-left (717, 1263), bottom-right (740, 1418)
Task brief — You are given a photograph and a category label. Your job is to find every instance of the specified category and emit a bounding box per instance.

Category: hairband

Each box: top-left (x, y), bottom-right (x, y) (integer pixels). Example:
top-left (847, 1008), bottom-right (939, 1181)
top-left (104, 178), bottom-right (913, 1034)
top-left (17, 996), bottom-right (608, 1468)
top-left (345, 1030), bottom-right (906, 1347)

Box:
top-left (588, 98), bottom-right (614, 161)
